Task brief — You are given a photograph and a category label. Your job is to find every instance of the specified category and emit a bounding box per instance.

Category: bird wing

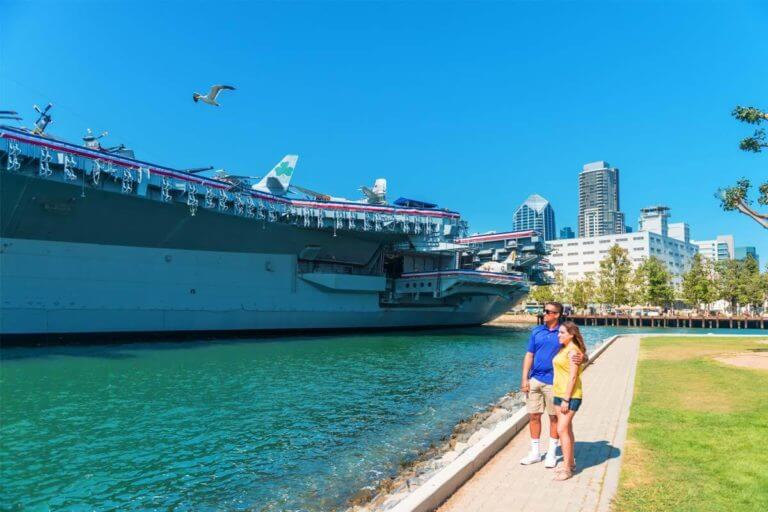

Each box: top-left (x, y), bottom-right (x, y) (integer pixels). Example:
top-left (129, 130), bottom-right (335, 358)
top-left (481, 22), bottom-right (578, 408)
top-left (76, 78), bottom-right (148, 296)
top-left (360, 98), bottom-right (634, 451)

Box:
top-left (208, 85), bottom-right (236, 99)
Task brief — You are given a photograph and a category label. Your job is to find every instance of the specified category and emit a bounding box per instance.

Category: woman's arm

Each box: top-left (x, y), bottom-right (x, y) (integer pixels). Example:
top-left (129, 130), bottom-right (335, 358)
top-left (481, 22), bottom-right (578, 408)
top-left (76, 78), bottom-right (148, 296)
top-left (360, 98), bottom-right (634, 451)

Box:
top-left (560, 350), bottom-right (580, 413)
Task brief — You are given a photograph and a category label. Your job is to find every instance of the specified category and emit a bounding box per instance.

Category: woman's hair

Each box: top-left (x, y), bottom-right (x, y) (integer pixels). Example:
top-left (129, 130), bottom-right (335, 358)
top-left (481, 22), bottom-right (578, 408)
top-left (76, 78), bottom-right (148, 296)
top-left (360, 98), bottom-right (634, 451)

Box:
top-left (561, 321), bottom-right (587, 354)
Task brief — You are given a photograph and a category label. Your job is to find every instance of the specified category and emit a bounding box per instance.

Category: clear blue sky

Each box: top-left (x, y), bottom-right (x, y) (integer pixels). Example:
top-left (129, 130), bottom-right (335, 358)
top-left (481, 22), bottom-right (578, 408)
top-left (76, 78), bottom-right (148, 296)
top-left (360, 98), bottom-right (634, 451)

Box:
top-left (2, 1), bottom-right (766, 260)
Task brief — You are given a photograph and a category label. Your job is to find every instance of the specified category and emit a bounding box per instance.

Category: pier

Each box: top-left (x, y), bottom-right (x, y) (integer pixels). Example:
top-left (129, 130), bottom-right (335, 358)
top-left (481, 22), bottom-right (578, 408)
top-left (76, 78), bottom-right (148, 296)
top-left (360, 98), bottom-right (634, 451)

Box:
top-left (538, 314), bottom-right (767, 329)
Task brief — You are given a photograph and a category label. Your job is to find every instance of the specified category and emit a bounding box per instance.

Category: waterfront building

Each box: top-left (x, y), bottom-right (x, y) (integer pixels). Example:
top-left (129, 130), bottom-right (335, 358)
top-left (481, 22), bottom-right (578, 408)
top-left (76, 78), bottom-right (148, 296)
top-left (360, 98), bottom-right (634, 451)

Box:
top-left (578, 161), bottom-right (626, 238)
top-left (547, 230), bottom-right (698, 286)
top-left (668, 222), bottom-right (690, 244)
top-left (512, 194), bottom-right (556, 241)
top-left (735, 246), bottom-right (759, 267)
top-left (638, 205), bottom-right (670, 236)
top-left (692, 235), bottom-right (735, 262)
top-left (560, 226), bottom-right (575, 239)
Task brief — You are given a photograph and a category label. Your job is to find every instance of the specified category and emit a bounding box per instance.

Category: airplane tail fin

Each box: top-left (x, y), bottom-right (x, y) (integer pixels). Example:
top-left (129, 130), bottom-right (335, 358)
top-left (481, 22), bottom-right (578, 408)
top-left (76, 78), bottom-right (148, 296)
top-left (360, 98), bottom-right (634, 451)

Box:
top-left (255, 155), bottom-right (298, 194)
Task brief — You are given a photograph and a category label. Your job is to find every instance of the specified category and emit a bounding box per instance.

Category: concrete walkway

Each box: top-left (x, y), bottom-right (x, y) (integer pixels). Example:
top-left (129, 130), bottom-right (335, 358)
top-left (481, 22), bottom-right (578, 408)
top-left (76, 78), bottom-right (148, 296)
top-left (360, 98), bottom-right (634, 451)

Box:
top-left (438, 335), bottom-right (640, 512)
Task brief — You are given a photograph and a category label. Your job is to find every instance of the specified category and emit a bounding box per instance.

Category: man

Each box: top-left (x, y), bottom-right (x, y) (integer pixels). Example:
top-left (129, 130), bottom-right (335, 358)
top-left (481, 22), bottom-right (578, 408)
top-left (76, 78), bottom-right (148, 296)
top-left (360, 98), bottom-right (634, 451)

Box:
top-left (520, 301), bottom-right (584, 467)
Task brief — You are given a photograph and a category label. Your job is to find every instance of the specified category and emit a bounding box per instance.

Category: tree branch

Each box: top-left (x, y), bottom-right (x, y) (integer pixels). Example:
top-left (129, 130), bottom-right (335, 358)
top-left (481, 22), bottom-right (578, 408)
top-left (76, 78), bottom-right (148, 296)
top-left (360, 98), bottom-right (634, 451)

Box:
top-left (735, 198), bottom-right (768, 228)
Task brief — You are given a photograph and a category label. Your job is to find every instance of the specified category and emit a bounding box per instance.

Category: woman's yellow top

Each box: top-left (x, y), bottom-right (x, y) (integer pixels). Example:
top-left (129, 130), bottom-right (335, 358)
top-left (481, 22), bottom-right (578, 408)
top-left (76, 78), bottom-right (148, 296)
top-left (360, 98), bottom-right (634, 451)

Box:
top-left (552, 342), bottom-right (584, 399)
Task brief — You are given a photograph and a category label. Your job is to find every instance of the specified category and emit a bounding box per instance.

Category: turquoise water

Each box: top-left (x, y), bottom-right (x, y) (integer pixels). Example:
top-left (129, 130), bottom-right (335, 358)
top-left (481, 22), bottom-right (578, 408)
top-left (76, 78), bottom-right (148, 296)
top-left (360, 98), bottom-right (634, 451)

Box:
top-left (1, 326), bottom-right (764, 511)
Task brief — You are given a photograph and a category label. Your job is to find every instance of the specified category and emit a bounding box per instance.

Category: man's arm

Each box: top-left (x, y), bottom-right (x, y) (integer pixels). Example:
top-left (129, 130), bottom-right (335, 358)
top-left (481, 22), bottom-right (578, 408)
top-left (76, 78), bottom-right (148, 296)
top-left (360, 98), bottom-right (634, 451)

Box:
top-left (521, 352), bottom-right (534, 393)
top-left (569, 350), bottom-right (588, 366)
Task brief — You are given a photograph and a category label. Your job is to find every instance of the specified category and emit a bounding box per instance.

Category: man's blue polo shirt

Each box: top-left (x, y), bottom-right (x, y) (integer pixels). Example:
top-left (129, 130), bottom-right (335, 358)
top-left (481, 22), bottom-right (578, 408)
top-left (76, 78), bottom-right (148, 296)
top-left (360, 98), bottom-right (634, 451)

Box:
top-left (526, 323), bottom-right (560, 385)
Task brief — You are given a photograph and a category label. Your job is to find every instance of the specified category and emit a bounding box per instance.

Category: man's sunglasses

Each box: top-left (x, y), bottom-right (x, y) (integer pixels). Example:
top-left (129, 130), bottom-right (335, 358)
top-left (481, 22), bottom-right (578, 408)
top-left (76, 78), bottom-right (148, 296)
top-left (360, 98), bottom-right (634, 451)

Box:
top-left (543, 309), bottom-right (560, 315)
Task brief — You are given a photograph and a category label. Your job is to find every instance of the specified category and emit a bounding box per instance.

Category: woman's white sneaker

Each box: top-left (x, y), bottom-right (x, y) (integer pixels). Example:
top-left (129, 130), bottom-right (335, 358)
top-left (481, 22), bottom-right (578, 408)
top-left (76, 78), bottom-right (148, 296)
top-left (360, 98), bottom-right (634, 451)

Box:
top-left (519, 451), bottom-right (542, 465)
top-left (544, 451), bottom-right (558, 468)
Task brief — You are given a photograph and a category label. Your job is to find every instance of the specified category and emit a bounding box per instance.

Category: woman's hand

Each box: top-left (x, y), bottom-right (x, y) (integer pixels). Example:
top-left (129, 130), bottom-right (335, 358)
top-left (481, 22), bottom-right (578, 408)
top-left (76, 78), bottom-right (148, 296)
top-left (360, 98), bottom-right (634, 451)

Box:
top-left (560, 400), bottom-right (569, 414)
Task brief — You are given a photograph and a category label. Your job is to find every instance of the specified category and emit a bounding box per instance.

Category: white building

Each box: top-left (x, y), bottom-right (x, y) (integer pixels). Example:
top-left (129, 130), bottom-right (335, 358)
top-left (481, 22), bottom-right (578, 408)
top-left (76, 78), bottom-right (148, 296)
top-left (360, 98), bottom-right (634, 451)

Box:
top-left (547, 231), bottom-right (698, 286)
top-left (668, 222), bottom-right (690, 243)
top-left (638, 205), bottom-right (670, 236)
top-left (691, 235), bottom-right (734, 262)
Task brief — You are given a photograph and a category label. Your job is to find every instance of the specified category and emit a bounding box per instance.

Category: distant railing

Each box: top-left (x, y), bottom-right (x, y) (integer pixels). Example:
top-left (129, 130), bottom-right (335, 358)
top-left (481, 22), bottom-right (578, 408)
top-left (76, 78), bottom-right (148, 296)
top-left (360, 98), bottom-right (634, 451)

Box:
top-left (540, 314), bottom-right (767, 330)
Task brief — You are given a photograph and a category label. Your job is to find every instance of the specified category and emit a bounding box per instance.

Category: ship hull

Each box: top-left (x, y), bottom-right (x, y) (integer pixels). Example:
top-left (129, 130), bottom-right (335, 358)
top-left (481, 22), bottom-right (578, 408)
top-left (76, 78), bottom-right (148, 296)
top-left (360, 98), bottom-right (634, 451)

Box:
top-left (0, 237), bottom-right (521, 339)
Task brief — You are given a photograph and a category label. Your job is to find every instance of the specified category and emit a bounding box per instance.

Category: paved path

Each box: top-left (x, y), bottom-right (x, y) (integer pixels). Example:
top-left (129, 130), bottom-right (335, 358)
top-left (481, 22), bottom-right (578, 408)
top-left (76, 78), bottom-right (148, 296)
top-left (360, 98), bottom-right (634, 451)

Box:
top-left (438, 335), bottom-right (640, 512)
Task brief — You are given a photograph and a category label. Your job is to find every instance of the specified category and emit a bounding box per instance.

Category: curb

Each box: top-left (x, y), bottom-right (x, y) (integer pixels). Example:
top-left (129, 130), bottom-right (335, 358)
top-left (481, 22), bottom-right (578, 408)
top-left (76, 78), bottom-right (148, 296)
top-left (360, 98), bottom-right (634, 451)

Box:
top-left (388, 335), bottom-right (622, 512)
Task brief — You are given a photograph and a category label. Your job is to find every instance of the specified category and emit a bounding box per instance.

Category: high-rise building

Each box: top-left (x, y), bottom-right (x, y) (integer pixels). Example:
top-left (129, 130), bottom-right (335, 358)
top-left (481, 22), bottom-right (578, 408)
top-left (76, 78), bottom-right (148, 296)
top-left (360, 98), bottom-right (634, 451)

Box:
top-left (578, 161), bottom-right (625, 238)
top-left (638, 205), bottom-right (670, 237)
top-left (668, 222), bottom-right (690, 244)
top-left (560, 226), bottom-right (575, 239)
top-left (512, 194), bottom-right (556, 241)
top-left (735, 246), bottom-right (759, 267)
top-left (692, 235), bottom-right (735, 262)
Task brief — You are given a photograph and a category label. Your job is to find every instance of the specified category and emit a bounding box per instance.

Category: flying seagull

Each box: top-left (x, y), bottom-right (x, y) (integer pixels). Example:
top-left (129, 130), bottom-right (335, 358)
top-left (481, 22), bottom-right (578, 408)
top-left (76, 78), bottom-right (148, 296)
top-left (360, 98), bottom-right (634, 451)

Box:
top-left (192, 85), bottom-right (236, 106)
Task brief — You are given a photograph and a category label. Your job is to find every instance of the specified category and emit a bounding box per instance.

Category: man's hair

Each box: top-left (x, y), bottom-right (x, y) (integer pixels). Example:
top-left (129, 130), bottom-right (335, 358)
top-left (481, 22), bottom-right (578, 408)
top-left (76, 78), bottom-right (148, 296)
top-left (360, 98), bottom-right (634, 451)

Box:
top-left (544, 301), bottom-right (564, 315)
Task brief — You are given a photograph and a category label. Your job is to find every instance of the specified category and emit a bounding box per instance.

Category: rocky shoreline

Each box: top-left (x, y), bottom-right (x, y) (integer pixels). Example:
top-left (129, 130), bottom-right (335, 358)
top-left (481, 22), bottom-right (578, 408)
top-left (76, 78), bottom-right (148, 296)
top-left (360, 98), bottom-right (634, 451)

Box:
top-left (346, 391), bottom-right (526, 511)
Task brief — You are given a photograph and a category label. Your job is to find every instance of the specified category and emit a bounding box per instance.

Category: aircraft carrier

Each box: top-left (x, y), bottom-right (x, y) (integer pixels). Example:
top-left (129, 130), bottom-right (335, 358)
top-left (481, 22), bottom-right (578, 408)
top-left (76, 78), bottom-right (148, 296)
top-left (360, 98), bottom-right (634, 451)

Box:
top-left (0, 107), bottom-right (549, 341)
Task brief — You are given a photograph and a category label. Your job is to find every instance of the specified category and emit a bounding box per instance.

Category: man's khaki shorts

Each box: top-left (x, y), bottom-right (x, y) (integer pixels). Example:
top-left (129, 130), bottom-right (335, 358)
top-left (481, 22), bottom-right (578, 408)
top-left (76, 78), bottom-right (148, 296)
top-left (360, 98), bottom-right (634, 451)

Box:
top-left (526, 378), bottom-right (556, 416)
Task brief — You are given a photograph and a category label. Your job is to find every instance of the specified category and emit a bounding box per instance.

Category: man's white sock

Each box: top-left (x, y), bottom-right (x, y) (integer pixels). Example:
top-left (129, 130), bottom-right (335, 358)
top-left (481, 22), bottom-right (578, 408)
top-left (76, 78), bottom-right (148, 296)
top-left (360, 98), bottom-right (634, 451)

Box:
top-left (530, 439), bottom-right (540, 453)
top-left (547, 438), bottom-right (559, 454)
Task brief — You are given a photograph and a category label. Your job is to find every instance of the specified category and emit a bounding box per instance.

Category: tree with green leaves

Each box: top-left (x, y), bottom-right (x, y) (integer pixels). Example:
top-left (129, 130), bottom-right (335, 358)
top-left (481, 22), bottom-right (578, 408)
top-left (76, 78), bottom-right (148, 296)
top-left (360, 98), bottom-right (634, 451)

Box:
top-left (681, 253), bottom-right (715, 311)
top-left (733, 106), bottom-right (768, 152)
top-left (739, 255), bottom-right (764, 310)
top-left (551, 271), bottom-right (569, 304)
top-left (628, 264), bottom-right (646, 306)
top-left (570, 273), bottom-right (596, 310)
top-left (715, 259), bottom-right (742, 313)
top-left (718, 106), bottom-right (768, 229)
top-left (596, 245), bottom-right (632, 307)
top-left (633, 257), bottom-right (674, 307)
top-left (528, 284), bottom-right (555, 305)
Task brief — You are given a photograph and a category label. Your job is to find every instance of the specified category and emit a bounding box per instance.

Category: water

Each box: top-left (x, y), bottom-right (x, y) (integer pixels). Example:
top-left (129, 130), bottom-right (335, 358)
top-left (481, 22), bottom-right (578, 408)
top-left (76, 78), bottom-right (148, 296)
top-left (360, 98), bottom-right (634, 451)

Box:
top-left (1, 326), bottom-right (764, 511)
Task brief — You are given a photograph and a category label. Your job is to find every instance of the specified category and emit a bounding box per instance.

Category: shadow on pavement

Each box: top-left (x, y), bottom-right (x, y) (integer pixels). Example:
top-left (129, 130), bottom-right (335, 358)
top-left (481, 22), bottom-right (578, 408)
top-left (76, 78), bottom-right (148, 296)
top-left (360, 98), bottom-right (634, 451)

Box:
top-left (572, 440), bottom-right (620, 471)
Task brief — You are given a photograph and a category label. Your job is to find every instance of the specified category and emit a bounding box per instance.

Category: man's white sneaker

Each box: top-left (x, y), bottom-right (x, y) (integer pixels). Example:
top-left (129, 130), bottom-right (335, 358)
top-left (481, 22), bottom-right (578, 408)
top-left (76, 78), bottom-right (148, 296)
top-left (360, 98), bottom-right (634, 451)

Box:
top-left (544, 451), bottom-right (558, 468)
top-left (520, 451), bottom-right (542, 465)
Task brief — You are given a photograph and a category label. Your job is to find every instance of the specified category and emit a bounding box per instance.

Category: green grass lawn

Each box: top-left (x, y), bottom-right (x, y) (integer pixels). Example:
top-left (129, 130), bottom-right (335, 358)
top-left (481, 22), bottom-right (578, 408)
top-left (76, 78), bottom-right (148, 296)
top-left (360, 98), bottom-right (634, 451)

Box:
top-left (613, 336), bottom-right (768, 512)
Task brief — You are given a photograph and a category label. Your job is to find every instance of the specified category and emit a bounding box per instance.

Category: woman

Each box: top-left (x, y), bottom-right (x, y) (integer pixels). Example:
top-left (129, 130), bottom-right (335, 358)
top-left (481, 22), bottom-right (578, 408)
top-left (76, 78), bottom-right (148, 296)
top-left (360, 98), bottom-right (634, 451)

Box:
top-left (552, 321), bottom-right (587, 481)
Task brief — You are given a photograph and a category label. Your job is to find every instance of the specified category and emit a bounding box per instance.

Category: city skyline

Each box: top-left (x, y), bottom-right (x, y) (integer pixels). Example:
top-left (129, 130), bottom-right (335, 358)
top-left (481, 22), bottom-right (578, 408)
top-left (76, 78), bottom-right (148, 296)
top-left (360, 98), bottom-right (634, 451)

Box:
top-left (2, 1), bottom-right (766, 259)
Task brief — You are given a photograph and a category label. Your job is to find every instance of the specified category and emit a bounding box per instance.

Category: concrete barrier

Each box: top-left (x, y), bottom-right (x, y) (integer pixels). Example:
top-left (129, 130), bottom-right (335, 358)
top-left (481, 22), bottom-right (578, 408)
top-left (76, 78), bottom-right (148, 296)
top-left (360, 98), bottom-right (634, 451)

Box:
top-left (388, 335), bottom-right (621, 512)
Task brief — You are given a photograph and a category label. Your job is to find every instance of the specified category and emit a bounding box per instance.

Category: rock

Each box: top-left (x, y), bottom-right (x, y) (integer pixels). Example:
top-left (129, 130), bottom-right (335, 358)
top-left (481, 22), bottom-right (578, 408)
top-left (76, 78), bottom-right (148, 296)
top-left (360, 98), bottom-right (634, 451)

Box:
top-left (481, 408), bottom-right (510, 428)
top-left (454, 431), bottom-right (472, 443)
top-left (381, 491), bottom-right (409, 510)
top-left (466, 428), bottom-right (489, 446)
top-left (439, 450), bottom-right (460, 464)
top-left (348, 488), bottom-right (375, 507)
top-left (453, 441), bottom-right (469, 454)
top-left (499, 395), bottom-right (524, 411)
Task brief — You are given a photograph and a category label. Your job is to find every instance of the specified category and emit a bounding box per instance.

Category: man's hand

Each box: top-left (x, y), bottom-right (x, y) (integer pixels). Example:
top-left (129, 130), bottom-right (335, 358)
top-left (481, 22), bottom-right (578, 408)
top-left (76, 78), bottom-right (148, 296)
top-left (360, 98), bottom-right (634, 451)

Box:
top-left (570, 351), bottom-right (586, 366)
top-left (560, 401), bottom-right (569, 414)
top-left (521, 379), bottom-right (530, 393)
